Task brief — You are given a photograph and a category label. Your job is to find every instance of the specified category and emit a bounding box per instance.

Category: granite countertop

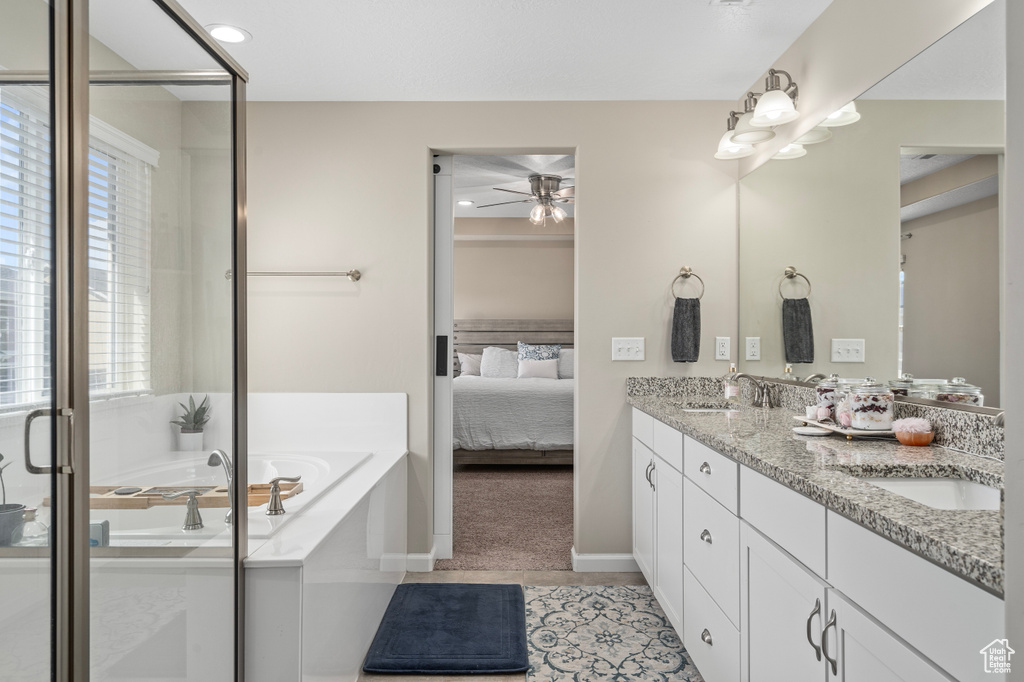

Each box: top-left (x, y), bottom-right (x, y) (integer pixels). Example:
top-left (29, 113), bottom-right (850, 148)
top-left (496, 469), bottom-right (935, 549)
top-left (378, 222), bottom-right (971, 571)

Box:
top-left (627, 395), bottom-right (1004, 595)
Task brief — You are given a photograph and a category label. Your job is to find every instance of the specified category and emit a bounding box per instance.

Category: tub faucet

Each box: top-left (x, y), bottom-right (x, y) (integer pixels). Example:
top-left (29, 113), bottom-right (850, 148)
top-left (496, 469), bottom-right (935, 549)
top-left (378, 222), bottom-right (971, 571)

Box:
top-left (207, 449), bottom-right (233, 525)
top-left (734, 374), bottom-right (779, 409)
top-left (162, 489), bottom-right (204, 531)
top-left (267, 475), bottom-right (302, 516)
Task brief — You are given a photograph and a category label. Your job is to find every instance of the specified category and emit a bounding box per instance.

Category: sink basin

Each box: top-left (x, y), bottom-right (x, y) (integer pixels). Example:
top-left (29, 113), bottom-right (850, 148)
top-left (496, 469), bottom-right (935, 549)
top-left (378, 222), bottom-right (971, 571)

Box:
top-left (859, 477), bottom-right (1000, 511)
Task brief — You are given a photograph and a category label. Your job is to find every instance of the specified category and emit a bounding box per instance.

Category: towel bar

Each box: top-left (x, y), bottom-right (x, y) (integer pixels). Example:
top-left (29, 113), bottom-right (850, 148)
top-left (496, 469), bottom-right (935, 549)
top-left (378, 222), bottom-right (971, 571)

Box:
top-left (671, 266), bottom-right (705, 300)
top-left (779, 266), bottom-right (811, 299)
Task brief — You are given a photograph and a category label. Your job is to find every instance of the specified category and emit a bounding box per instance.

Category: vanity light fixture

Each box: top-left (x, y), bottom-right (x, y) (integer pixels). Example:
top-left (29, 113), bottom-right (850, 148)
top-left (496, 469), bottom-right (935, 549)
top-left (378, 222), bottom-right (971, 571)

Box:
top-left (731, 92), bottom-right (776, 145)
top-left (715, 112), bottom-right (756, 159)
top-left (457, 200), bottom-right (474, 206)
top-left (794, 126), bottom-right (832, 145)
top-left (820, 101), bottom-right (861, 127)
top-left (205, 24), bottom-right (252, 44)
top-left (772, 143), bottom-right (807, 160)
top-left (750, 69), bottom-right (800, 127)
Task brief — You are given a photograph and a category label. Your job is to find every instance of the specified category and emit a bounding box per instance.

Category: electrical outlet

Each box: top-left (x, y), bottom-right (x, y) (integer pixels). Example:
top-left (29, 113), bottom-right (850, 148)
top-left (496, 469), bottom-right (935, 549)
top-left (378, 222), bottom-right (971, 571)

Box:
top-left (831, 338), bottom-right (866, 363)
top-left (745, 337), bottom-right (761, 361)
top-left (715, 337), bottom-right (731, 361)
top-left (612, 337), bottom-right (645, 361)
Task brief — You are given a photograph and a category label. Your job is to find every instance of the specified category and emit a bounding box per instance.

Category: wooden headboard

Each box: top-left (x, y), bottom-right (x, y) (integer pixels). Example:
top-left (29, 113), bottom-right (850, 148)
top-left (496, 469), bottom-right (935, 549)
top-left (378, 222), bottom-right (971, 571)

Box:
top-left (453, 318), bottom-right (574, 375)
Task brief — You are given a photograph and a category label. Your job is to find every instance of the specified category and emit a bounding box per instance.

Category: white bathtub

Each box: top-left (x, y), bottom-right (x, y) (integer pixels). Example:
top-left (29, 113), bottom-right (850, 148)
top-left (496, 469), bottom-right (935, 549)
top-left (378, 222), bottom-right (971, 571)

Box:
top-left (86, 452), bottom-right (372, 545)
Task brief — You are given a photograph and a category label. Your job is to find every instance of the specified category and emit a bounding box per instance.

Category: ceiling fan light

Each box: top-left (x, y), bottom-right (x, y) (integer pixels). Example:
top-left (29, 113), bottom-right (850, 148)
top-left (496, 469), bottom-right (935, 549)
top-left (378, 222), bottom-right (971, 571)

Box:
top-left (552, 206), bottom-right (567, 222)
top-left (731, 112), bottom-right (776, 145)
top-left (530, 204), bottom-right (546, 223)
top-left (772, 143), bottom-right (807, 160)
top-left (820, 101), bottom-right (861, 127)
top-left (794, 126), bottom-right (832, 145)
top-left (750, 89), bottom-right (799, 127)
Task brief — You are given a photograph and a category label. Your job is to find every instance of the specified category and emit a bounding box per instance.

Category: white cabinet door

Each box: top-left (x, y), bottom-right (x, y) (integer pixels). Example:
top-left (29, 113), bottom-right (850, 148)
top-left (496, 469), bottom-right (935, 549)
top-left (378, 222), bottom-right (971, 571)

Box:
top-left (741, 521), bottom-right (828, 682)
top-left (828, 590), bottom-right (953, 682)
top-left (633, 439), bottom-right (656, 583)
top-left (654, 457), bottom-right (683, 632)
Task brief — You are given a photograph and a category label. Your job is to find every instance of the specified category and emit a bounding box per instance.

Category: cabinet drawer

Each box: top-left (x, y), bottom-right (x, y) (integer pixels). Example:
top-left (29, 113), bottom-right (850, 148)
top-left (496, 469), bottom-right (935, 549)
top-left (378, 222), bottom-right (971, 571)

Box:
top-left (683, 436), bottom-right (738, 513)
top-left (632, 408), bottom-right (654, 449)
top-left (828, 512), bottom-right (1004, 682)
top-left (683, 479), bottom-right (740, 626)
top-left (652, 419), bottom-right (683, 473)
top-left (684, 567), bottom-right (740, 682)
top-left (740, 466), bottom-right (825, 577)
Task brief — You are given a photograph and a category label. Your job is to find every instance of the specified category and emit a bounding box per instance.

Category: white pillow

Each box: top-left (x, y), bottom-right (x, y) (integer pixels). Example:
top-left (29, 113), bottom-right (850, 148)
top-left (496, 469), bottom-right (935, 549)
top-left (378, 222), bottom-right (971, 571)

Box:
top-left (480, 347), bottom-right (518, 379)
top-left (457, 352), bottom-right (482, 376)
top-left (558, 349), bottom-right (574, 379)
top-left (518, 358), bottom-right (558, 379)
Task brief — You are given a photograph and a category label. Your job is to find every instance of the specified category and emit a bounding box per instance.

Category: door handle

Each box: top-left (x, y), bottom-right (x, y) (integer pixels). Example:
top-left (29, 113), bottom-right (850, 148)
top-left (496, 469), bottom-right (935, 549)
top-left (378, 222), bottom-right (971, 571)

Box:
top-left (645, 460), bottom-right (653, 485)
top-left (649, 461), bottom-right (655, 492)
top-left (24, 407), bottom-right (73, 475)
top-left (821, 608), bottom-right (838, 675)
top-left (806, 598), bottom-right (822, 661)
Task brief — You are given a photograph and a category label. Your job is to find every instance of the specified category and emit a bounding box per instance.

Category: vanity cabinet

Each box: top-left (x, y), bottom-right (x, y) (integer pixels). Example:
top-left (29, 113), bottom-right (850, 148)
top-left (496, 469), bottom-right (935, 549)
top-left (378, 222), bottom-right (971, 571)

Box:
top-left (630, 406), bottom-right (1005, 682)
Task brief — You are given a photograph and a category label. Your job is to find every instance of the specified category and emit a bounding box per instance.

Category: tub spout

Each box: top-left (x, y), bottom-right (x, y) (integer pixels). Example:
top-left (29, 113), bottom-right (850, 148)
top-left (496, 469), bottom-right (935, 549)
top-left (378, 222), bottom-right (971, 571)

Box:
top-left (207, 449), bottom-right (233, 525)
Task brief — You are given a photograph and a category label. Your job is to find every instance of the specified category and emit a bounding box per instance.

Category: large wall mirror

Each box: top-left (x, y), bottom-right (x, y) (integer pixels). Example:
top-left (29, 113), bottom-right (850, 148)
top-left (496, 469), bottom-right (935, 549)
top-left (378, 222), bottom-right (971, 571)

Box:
top-left (738, 0), bottom-right (1005, 408)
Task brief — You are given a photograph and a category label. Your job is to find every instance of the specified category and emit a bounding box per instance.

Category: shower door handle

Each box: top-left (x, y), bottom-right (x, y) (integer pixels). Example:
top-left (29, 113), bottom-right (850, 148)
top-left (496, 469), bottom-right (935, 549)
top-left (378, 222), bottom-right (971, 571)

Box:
top-left (24, 407), bottom-right (74, 475)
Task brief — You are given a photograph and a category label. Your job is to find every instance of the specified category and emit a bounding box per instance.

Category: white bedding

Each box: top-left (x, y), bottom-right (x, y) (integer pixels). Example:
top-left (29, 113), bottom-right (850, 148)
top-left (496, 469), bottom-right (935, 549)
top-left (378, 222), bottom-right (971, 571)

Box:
top-left (452, 376), bottom-right (574, 451)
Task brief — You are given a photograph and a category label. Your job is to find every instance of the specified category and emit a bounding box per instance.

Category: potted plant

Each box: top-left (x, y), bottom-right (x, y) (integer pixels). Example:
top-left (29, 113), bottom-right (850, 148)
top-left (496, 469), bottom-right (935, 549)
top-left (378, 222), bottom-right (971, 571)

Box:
top-left (171, 394), bottom-right (211, 451)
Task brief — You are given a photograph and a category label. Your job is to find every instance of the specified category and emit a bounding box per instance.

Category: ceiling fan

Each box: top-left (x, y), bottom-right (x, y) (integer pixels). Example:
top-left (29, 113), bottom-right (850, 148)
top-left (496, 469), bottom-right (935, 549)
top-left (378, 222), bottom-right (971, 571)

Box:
top-left (477, 174), bottom-right (575, 226)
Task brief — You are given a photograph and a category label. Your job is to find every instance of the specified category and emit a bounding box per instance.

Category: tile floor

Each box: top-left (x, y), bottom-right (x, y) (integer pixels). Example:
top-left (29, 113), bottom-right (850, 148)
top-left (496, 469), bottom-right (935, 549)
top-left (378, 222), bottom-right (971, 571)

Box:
top-left (357, 570), bottom-right (648, 682)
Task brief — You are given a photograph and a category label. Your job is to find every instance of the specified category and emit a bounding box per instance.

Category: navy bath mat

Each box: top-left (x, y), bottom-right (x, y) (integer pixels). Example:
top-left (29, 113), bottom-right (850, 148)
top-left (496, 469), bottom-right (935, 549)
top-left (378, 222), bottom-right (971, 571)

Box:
top-left (362, 583), bottom-right (529, 674)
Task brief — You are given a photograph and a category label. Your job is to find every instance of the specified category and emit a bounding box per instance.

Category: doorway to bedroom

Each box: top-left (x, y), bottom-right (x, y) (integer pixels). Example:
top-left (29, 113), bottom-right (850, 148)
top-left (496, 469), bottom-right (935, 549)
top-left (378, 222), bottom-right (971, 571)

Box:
top-left (433, 153), bottom-right (576, 571)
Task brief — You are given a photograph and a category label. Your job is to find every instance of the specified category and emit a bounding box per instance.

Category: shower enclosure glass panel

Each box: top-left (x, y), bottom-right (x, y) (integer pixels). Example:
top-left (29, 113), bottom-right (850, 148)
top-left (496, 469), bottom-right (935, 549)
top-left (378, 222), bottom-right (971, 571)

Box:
top-left (87, 1), bottom-right (237, 679)
top-left (0, 1), bottom-right (57, 679)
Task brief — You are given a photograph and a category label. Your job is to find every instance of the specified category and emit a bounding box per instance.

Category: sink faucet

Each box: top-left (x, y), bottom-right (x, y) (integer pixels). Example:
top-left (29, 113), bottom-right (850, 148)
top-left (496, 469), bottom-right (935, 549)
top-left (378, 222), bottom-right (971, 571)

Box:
top-left (803, 373), bottom-right (828, 383)
top-left (994, 412), bottom-right (1005, 428)
top-left (734, 374), bottom-right (779, 409)
top-left (207, 449), bottom-right (233, 525)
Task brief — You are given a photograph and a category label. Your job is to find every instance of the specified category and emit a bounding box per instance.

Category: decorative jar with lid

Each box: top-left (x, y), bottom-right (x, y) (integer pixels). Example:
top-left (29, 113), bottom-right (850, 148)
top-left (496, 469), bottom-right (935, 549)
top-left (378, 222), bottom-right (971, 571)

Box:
top-left (935, 377), bottom-right (984, 406)
top-left (849, 378), bottom-right (895, 431)
top-left (816, 374), bottom-right (841, 412)
top-left (888, 373), bottom-right (914, 397)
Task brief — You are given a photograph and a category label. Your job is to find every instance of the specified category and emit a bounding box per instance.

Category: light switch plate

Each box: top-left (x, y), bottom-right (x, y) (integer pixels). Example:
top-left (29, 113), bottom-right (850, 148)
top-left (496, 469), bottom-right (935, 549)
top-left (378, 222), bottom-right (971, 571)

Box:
top-left (745, 337), bottom-right (761, 361)
top-left (612, 337), bottom-right (645, 361)
top-left (831, 338), bottom-right (865, 363)
top-left (715, 337), bottom-right (731, 361)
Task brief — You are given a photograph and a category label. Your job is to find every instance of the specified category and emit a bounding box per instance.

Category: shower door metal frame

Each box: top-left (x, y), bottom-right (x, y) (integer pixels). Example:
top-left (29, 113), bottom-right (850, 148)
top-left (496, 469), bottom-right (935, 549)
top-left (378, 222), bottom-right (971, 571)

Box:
top-left (45, 1), bottom-right (250, 680)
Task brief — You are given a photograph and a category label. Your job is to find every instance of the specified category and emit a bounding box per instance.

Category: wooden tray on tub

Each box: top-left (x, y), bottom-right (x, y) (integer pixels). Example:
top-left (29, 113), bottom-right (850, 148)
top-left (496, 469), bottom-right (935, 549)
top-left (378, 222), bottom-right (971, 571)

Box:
top-left (43, 481), bottom-right (304, 509)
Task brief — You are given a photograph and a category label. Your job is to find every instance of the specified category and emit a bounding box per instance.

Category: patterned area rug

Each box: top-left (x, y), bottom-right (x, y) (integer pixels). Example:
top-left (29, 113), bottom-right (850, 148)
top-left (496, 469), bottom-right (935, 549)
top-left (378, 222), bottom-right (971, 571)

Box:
top-left (524, 585), bottom-right (705, 682)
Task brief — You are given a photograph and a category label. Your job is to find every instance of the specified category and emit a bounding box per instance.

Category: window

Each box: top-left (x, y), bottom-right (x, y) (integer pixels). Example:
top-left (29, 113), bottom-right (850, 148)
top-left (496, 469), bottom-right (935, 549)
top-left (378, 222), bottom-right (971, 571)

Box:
top-left (0, 88), bottom-right (156, 410)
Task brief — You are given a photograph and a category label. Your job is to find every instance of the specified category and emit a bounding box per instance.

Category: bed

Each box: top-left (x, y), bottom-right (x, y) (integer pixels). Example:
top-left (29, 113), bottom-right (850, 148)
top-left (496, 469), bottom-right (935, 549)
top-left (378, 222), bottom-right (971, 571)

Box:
top-left (452, 319), bottom-right (574, 465)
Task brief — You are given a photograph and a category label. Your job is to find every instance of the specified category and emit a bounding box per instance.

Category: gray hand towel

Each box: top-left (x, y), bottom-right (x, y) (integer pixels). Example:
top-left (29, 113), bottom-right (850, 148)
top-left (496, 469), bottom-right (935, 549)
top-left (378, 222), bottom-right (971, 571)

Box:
top-left (782, 298), bottom-right (814, 363)
top-left (671, 297), bottom-right (700, 362)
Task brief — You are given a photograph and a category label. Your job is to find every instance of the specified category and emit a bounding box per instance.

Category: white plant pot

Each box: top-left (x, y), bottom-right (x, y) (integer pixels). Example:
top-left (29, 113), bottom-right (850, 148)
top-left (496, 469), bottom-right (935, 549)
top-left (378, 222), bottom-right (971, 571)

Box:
top-left (177, 430), bottom-right (204, 452)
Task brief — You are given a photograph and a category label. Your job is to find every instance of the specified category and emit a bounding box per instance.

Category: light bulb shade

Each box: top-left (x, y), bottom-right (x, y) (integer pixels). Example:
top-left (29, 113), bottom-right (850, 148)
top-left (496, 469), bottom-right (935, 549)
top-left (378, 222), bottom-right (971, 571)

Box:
top-left (552, 206), bottom-right (567, 222)
top-left (794, 126), bottom-right (832, 145)
top-left (820, 101), bottom-right (861, 127)
top-left (731, 112), bottom-right (776, 144)
top-left (772, 143), bottom-right (807, 160)
top-left (529, 204), bottom-right (545, 223)
top-left (715, 129), bottom-right (755, 159)
top-left (750, 89), bottom-right (799, 127)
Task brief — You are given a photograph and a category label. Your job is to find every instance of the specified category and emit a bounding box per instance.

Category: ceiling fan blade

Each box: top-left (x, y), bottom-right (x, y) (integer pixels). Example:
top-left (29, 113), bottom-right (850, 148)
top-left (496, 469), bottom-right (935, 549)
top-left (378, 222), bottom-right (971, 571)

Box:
top-left (492, 187), bottom-right (535, 197)
top-left (475, 199), bottom-right (535, 209)
top-left (553, 186), bottom-right (575, 198)
top-left (555, 198), bottom-right (575, 204)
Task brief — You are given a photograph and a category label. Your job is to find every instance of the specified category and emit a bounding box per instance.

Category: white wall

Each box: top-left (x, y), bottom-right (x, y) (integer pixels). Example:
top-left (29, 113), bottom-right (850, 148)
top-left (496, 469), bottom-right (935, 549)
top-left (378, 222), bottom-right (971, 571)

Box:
top-left (454, 217), bottom-right (574, 320)
top-left (246, 101), bottom-right (739, 555)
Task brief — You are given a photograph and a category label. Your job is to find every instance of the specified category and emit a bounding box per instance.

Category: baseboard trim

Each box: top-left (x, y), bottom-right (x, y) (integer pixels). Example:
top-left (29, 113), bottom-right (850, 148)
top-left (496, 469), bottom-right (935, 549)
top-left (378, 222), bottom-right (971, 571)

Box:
top-left (407, 546), bottom-right (437, 572)
top-left (433, 533), bottom-right (453, 560)
top-left (571, 547), bottom-right (640, 572)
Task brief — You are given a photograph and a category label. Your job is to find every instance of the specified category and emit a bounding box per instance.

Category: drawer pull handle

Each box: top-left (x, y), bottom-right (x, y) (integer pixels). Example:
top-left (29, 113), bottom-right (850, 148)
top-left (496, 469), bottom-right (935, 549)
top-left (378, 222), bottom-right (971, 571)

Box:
top-left (700, 529), bottom-right (713, 545)
top-left (650, 462), bottom-right (656, 492)
top-left (821, 608), bottom-right (838, 675)
top-left (700, 628), bottom-right (713, 646)
top-left (806, 598), bottom-right (822, 661)
top-left (699, 461), bottom-right (712, 475)
top-left (645, 461), bottom-right (653, 485)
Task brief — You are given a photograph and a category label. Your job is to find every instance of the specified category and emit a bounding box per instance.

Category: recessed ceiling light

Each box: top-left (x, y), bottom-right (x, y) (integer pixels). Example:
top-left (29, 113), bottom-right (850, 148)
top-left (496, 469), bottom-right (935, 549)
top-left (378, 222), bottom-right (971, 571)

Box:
top-left (457, 200), bottom-right (474, 206)
top-left (206, 24), bottom-right (252, 44)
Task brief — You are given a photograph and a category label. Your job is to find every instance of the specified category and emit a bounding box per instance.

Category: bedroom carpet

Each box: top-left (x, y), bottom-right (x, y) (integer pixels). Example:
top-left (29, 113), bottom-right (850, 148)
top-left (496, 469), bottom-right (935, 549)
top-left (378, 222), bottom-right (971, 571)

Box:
top-left (435, 465), bottom-right (573, 571)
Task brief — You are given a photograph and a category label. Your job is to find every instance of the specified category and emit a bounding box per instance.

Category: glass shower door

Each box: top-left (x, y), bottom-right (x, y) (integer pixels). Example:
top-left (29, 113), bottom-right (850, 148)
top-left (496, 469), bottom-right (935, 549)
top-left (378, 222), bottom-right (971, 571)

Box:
top-left (0, 1), bottom-right (59, 679)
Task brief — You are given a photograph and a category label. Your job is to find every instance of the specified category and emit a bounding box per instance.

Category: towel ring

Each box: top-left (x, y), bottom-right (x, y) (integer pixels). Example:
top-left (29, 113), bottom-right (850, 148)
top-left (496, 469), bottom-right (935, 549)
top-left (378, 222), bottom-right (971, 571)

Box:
top-left (672, 267), bottom-right (705, 300)
top-left (779, 266), bottom-right (812, 299)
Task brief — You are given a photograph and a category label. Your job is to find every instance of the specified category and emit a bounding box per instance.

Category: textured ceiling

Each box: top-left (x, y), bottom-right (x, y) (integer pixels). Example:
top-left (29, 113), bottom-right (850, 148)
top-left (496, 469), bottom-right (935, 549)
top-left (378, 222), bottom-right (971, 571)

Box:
top-left (158, 0), bottom-right (835, 101)
top-left (452, 154), bottom-right (575, 219)
top-left (860, 0), bottom-right (1004, 100)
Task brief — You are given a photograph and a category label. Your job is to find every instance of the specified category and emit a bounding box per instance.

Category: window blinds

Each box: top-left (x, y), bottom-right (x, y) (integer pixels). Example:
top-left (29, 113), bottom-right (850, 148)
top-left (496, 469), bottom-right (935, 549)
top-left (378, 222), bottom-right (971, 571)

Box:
top-left (0, 88), bottom-right (154, 409)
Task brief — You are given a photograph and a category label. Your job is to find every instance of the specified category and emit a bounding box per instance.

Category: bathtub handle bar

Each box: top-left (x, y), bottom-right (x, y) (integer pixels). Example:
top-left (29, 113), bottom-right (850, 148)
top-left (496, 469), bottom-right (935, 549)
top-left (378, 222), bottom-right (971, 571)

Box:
top-left (267, 475), bottom-right (302, 516)
top-left (24, 407), bottom-right (74, 475)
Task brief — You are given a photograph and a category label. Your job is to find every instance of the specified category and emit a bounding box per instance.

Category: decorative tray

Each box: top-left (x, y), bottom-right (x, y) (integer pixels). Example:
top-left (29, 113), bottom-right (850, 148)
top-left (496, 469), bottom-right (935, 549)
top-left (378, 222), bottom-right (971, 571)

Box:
top-left (792, 415), bottom-right (895, 440)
